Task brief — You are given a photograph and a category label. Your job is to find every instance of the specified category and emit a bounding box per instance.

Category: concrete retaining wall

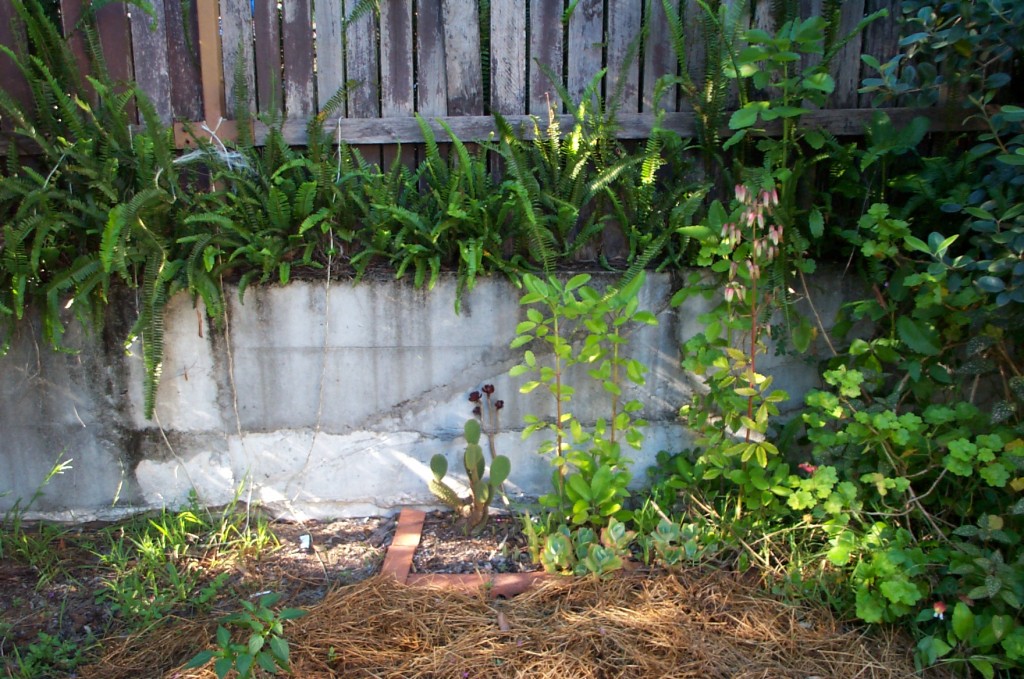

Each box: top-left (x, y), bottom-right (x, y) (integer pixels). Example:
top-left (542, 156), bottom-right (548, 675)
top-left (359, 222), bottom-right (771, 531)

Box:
top-left (0, 273), bottom-right (852, 521)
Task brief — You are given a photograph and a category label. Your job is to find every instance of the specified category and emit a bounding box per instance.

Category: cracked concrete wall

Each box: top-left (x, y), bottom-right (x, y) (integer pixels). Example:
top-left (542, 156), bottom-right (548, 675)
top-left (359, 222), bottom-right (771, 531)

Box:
top-left (0, 273), bottom-right (854, 521)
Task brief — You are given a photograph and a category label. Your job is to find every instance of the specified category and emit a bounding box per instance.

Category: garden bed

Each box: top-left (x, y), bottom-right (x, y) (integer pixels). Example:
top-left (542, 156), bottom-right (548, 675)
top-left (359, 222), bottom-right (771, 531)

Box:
top-left (2, 508), bottom-right (951, 678)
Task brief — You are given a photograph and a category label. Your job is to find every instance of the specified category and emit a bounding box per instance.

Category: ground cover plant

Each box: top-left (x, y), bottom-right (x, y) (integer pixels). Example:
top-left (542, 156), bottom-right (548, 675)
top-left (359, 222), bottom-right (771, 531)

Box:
top-left (1, 0), bottom-right (1022, 676)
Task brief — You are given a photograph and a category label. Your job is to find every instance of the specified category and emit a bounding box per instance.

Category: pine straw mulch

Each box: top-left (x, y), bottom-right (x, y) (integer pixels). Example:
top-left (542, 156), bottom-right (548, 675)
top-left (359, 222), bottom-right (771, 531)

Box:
top-left (81, 569), bottom-right (941, 679)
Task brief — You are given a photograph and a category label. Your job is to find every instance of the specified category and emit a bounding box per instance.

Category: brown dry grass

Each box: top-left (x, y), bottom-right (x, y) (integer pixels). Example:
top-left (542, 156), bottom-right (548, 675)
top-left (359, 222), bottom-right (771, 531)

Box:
top-left (82, 570), bottom-right (942, 679)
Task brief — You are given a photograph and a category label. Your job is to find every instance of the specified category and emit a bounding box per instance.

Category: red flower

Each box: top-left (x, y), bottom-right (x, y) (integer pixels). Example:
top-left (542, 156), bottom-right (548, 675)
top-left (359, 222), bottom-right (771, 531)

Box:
top-left (798, 462), bottom-right (817, 475)
top-left (468, 391), bottom-right (481, 402)
top-left (482, 384), bottom-right (495, 395)
top-left (932, 601), bottom-right (947, 620)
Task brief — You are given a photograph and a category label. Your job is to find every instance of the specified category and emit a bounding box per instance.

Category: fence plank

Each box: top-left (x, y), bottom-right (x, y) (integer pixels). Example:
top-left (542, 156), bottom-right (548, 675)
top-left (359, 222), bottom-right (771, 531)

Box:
top-left (528, 0), bottom-right (562, 116)
top-left (441, 0), bottom-right (483, 115)
top-left (253, 0), bottom-right (282, 115)
top-left (164, 0), bottom-right (203, 120)
top-left (831, 0), bottom-right (866, 109)
top-left (314, 0), bottom-right (343, 113)
top-left (416, 0), bottom-right (447, 116)
top-left (282, 0), bottom-right (315, 120)
top-left (490, 0), bottom-right (526, 115)
top-left (643, 0), bottom-right (680, 112)
top-left (258, 107), bottom-right (981, 147)
top-left (607, 1), bottom-right (642, 113)
top-left (380, 0), bottom-right (415, 167)
top-left (220, 0), bottom-right (256, 118)
top-left (346, 0), bottom-right (381, 165)
top-left (129, 0), bottom-right (173, 123)
top-left (60, 0), bottom-right (89, 90)
top-left (567, 0), bottom-right (602, 109)
top-left (95, 2), bottom-right (133, 85)
top-left (677, 0), bottom-right (705, 112)
top-left (0, 0), bottom-right (31, 126)
top-left (859, 0), bottom-right (900, 108)
top-left (800, 0), bottom-right (824, 74)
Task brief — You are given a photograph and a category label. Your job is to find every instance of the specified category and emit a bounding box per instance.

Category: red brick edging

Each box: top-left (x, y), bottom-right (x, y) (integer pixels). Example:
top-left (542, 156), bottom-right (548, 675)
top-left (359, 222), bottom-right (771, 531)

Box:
top-left (380, 508), bottom-right (553, 598)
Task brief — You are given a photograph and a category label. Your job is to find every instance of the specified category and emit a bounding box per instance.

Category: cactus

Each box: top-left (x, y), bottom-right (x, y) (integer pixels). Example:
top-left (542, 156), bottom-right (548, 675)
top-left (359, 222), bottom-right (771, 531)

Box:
top-left (429, 418), bottom-right (511, 534)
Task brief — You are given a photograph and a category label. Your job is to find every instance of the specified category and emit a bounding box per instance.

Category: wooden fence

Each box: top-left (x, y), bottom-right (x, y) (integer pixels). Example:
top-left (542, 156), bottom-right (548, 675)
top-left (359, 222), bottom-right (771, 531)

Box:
top-left (0, 0), bottom-right (970, 158)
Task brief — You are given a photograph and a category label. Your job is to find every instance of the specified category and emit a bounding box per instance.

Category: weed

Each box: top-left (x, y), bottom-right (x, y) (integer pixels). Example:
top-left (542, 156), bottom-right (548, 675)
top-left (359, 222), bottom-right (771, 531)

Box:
top-left (185, 592), bottom-right (306, 679)
top-left (0, 453), bottom-right (73, 586)
top-left (7, 631), bottom-right (93, 678)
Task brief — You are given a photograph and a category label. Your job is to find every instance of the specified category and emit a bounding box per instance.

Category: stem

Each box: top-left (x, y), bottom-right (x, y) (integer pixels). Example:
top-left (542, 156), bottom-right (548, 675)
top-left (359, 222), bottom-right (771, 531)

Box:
top-left (553, 311), bottom-right (566, 504)
top-left (746, 276), bottom-right (757, 443)
top-left (798, 266), bottom-right (837, 356)
top-left (484, 392), bottom-right (497, 461)
top-left (610, 325), bottom-right (620, 444)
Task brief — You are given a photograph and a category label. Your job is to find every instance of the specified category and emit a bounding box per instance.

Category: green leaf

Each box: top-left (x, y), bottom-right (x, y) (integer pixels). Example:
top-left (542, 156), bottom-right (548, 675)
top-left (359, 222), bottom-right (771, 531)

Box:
top-left (879, 578), bottom-right (921, 606)
top-left (729, 105), bottom-right (761, 130)
top-left (969, 658), bottom-right (995, 679)
top-left (490, 455), bottom-right (511, 486)
top-left (248, 633), bottom-right (266, 656)
top-left (975, 276), bottom-right (1006, 293)
top-left (567, 474), bottom-right (592, 501)
top-left (903, 235), bottom-right (930, 254)
top-left (952, 602), bottom-right (975, 642)
top-left (235, 652), bottom-right (254, 678)
top-left (792, 319), bottom-right (814, 353)
top-left (808, 208), bottom-right (823, 238)
top-left (896, 316), bottom-right (940, 355)
top-left (566, 273), bottom-right (591, 291)
top-left (269, 635), bottom-right (291, 664)
top-left (214, 657), bottom-right (234, 678)
top-left (996, 153), bottom-right (1024, 166)
top-left (184, 650), bottom-right (216, 669)
top-left (257, 650), bottom-right (280, 673)
top-left (855, 588), bottom-right (885, 623)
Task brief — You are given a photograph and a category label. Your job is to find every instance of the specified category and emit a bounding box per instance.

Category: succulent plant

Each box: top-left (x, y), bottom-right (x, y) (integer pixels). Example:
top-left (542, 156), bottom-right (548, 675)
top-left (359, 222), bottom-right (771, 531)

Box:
top-left (429, 418), bottom-right (511, 534)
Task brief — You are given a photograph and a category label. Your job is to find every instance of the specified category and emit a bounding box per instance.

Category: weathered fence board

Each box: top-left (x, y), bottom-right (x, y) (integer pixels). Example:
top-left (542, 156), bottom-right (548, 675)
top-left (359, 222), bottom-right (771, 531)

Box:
top-left (346, 0), bottom-right (382, 165)
top-left (257, 107), bottom-right (982, 148)
top-left (677, 0), bottom-right (706, 113)
top-left (129, 0), bottom-right (173, 123)
top-left (833, 0), bottom-right (867, 109)
top-left (282, 0), bottom-right (314, 120)
top-left (567, 0), bottom-right (603, 109)
top-left (490, 0), bottom-right (526, 116)
top-left (314, 0), bottom-right (344, 115)
top-left (416, 0), bottom-right (448, 116)
top-left (859, 0), bottom-right (902, 108)
top-left (644, 0), bottom-right (680, 113)
top-left (380, 0), bottom-right (415, 167)
top-left (220, 0), bottom-right (255, 117)
top-left (0, 0), bottom-right (1004, 152)
top-left (0, 0), bottom-right (31, 124)
top-left (607, 1), bottom-right (642, 112)
top-left (164, 0), bottom-right (202, 121)
top-left (253, 0), bottom-right (282, 115)
top-left (529, 0), bottom-right (563, 115)
top-left (442, 0), bottom-right (483, 116)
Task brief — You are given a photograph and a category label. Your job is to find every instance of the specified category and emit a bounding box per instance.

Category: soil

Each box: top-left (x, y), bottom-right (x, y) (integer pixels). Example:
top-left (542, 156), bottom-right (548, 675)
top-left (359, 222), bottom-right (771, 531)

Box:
top-left (0, 509), bottom-right (518, 673)
top-left (410, 510), bottom-right (539, 575)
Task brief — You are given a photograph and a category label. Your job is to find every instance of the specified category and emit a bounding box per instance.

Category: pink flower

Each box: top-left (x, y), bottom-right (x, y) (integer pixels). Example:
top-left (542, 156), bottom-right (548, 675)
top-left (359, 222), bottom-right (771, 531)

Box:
top-left (932, 601), bottom-right (947, 620)
top-left (798, 462), bottom-right (817, 474)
